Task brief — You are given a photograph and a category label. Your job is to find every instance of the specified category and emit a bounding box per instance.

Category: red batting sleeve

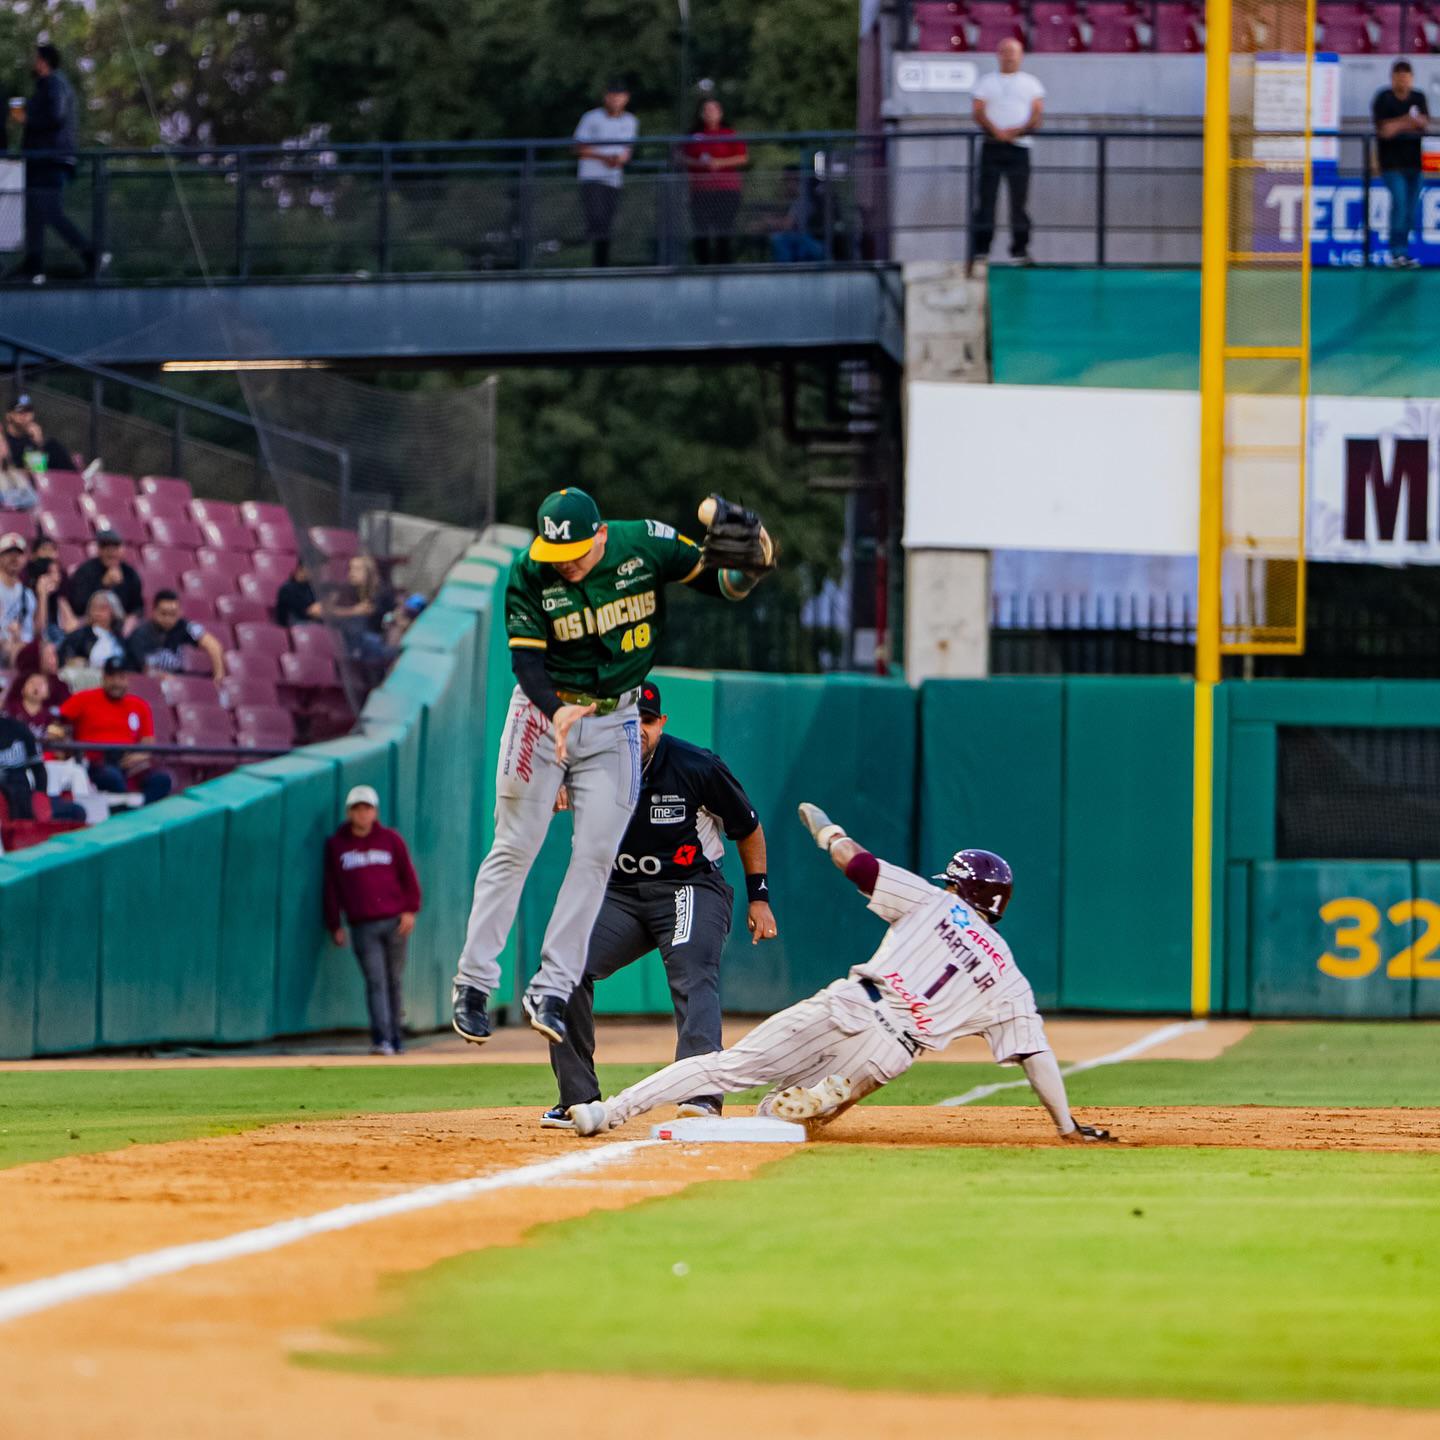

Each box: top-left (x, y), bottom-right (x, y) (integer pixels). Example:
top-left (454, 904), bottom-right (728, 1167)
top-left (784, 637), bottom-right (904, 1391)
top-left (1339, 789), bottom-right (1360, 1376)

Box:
top-left (845, 850), bottom-right (879, 896)
top-left (393, 833), bottom-right (423, 913)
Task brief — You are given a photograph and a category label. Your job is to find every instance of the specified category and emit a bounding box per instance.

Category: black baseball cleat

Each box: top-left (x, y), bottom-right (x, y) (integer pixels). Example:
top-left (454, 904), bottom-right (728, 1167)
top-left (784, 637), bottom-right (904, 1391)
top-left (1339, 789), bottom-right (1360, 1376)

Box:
top-left (451, 984), bottom-right (492, 1044)
top-left (676, 1098), bottom-right (722, 1119)
top-left (540, 1105), bottom-right (577, 1129)
top-left (523, 993), bottom-right (568, 1045)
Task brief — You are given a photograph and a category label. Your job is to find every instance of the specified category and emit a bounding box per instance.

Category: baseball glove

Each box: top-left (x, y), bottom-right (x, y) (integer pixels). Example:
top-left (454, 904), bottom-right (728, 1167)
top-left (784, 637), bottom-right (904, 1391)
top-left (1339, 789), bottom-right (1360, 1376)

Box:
top-left (700, 493), bottom-right (777, 576)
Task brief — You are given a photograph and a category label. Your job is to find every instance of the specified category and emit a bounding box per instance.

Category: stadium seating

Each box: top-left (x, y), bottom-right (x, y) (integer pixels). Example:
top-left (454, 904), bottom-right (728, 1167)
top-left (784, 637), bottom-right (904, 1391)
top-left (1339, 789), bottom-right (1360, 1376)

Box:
top-left (309, 526), bottom-right (361, 560)
top-left (250, 551), bottom-right (299, 589)
top-left (91, 509), bottom-right (148, 545)
top-left (135, 493), bottom-right (190, 523)
top-left (217, 594), bottom-right (270, 625)
top-left (37, 503), bottom-right (91, 544)
top-left (236, 621), bottom-right (291, 659)
top-left (89, 473), bottom-right (138, 505)
top-left (147, 515), bottom-right (206, 550)
top-left (194, 547), bottom-right (252, 585)
top-left (188, 498), bottom-right (239, 526)
top-left (35, 471), bottom-right (85, 504)
top-left (200, 517), bottom-right (258, 552)
top-left (908, 0), bottom-right (1417, 49)
top-left (139, 475), bottom-right (194, 504)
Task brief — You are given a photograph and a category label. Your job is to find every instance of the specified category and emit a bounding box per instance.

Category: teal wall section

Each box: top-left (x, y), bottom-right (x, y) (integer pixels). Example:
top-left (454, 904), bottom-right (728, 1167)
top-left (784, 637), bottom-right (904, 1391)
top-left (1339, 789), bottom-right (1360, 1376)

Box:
top-left (990, 268), bottom-right (1440, 396)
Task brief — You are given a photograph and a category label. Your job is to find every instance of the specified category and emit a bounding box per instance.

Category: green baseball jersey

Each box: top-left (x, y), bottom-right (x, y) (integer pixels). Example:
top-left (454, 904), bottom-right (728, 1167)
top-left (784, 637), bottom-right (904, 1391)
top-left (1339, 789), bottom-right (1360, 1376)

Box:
top-left (506, 518), bottom-right (705, 695)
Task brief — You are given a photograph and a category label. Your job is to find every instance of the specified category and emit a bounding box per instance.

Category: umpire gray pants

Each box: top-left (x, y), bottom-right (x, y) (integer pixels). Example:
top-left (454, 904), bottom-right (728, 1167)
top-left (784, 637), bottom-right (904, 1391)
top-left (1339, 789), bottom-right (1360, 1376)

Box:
top-left (550, 873), bottom-right (733, 1108)
top-left (455, 686), bottom-right (642, 1002)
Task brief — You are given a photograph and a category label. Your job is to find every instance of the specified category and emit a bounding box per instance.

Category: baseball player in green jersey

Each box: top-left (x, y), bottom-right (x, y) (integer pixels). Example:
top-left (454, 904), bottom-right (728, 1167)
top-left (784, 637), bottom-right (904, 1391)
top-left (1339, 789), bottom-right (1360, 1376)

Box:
top-left (453, 486), bottom-right (773, 1046)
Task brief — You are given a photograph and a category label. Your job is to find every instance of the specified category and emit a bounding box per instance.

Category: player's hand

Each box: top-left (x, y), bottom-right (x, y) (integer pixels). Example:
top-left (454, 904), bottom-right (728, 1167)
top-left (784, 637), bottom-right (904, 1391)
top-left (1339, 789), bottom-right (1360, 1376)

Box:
top-left (1061, 1123), bottom-right (1115, 1144)
top-left (552, 702), bottom-right (595, 767)
top-left (553, 784), bottom-right (571, 813)
top-left (747, 900), bottom-right (778, 944)
top-left (797, 800), bottom-right (845, 852)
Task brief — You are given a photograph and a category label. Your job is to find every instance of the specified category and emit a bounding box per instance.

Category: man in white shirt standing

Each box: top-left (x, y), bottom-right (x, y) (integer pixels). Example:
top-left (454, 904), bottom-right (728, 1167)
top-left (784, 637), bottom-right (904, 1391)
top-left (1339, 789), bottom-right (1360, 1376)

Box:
top-left (573, 80), bottom-right (639, 267)
top-left (968, 39), bottom-right (1045, 273)
top-left (0, 533), bottom-right (37, 667)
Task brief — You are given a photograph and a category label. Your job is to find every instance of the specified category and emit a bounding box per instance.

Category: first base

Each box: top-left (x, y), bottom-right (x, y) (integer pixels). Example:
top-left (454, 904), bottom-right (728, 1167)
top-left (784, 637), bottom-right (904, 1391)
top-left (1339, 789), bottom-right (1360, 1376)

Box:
top-left (650, 1116), bottom-right (806, 1143)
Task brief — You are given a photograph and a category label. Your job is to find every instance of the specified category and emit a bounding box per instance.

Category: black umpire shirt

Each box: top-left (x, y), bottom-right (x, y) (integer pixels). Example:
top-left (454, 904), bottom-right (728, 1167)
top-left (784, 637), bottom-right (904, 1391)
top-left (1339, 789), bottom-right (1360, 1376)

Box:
top-left (611, 733), bottom-right (759, 887)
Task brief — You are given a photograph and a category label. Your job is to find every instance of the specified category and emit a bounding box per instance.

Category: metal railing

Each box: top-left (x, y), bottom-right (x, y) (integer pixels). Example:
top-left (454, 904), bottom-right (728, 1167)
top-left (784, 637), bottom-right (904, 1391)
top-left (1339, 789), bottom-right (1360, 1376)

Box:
top-left (0, 126), bottom-right (1390, 282)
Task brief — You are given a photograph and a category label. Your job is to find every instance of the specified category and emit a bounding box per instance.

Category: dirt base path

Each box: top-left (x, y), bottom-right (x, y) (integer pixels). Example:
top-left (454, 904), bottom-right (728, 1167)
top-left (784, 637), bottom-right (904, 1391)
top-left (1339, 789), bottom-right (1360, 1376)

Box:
top-left (3, 1103), bottom-right (1438, 1440)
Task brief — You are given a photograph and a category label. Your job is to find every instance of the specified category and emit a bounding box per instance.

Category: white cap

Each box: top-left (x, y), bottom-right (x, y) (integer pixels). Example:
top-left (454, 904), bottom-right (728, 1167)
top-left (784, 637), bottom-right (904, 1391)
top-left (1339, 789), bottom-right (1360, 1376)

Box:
top-left (345, 784), bottom-right (380, 811)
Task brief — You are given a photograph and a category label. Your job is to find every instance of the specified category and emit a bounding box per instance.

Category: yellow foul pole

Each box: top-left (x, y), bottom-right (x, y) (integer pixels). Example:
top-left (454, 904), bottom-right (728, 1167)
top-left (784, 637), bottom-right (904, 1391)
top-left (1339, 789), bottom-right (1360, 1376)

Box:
top-left (1192, 0), bottom-right (1231, 1018)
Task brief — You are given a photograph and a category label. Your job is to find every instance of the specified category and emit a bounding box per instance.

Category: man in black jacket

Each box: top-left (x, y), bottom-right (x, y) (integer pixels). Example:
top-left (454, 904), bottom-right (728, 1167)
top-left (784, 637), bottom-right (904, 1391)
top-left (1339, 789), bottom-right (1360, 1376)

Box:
top-left (7, 45), bottom-right (103, 283)
top-left (542, 679), bottom-right (779, 1126)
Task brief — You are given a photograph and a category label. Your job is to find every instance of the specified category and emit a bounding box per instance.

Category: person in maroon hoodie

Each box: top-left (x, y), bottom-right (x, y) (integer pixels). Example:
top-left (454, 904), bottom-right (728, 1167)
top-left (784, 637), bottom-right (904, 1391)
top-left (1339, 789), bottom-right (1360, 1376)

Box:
top-left (323, 784), bottom-right (422, 1055)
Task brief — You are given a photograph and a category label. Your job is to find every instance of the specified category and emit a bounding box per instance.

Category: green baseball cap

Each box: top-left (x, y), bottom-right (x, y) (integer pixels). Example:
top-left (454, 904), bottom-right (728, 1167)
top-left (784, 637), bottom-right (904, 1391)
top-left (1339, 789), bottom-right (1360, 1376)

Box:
top-left (531, 487), bottom-right (603, 563)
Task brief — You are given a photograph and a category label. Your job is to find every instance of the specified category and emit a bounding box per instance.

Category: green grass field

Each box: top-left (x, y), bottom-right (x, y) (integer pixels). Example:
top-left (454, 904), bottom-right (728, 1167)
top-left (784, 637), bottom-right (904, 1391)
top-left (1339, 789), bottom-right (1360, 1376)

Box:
top-left (3, 1023), bottom-right (1437, 1169)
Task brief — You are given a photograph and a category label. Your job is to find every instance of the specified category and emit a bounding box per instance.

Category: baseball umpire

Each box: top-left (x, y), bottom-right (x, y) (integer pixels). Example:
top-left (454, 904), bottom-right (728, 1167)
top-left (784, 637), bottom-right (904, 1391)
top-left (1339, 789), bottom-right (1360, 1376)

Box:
top-left (542, 678), bottom-right (778, 1127)
top-left (452, 487), bottom-right (774, 1047)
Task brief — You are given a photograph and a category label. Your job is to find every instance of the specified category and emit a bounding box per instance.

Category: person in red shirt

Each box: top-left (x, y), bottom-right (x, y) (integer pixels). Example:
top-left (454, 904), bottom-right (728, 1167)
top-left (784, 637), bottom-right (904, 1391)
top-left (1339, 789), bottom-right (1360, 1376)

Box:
top-left (55, 659), bottom-right (172, 805)
top-left (681, 97), bottom-right (748, 265)
top-left (323, 784), bottom-right (423, 1055)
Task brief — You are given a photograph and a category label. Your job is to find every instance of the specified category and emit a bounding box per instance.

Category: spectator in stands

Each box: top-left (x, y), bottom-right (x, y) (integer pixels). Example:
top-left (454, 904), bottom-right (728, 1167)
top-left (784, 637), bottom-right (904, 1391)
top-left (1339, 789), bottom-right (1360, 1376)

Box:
top-left (26, 553), bottom-right (75, 642)
top-left (55, 658), bottom-right (172, 805)
top-left (125, 589), bottom-right (225, 680)
top-left (2, 46), bottom-right (106, 284)
top-left (3, 638), bottom-right (69, 714)
top-left (771, 164), bottom-right (827, 263)
top-left (3, 394), bottom-right (74, 474)
top-left (66, 529), bottom-right (143, 618)
top-left (385, 592), bottom-right (427, 649)
top-left (968, 39), bottom-right (1045, 274)
top-left (0, 460), bottom-right (38, 512)
top-left (0, 698), bottom-right (84, 822)
top-left (1374, 61), bottom-right (1430, 269)
top-left (0, 532), bottom-right (37, 666)
top-left (330, 555), bottom-right (395, 666)
top-left (5, 667), bottom-right (67, 743)
top-left (574, 81), bottom-right (638, 267)
top-left (323, 784), bottom-right (422, 1056)
top-left (275, 559), bottom-right (322, 626)
top-left (58, 590), bottom-right (127, 670)
top-left (683, 98), bottom-right (748, 265)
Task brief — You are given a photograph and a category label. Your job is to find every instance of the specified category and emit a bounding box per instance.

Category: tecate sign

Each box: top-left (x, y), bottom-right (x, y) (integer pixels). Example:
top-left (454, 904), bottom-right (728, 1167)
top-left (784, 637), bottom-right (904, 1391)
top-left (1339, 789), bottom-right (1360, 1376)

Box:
top-left (1258, 175), bottom-right (1440, 267)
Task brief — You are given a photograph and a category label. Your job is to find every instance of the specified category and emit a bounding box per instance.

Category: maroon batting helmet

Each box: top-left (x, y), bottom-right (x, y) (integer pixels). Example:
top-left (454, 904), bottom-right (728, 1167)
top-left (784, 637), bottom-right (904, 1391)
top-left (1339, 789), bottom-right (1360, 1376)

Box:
top-left (932, 849), bottom-right (1013, 924)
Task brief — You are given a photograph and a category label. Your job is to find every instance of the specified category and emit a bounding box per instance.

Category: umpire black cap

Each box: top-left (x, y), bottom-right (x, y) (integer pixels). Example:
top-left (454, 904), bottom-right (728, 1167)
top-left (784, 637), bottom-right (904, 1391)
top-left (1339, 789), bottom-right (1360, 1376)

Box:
top-left (639, 681), bottom-right (662, 717)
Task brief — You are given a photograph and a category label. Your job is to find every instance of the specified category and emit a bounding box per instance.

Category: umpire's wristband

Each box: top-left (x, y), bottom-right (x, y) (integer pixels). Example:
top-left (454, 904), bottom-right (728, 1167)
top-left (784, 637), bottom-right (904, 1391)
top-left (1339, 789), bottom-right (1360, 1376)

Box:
top-left (745, 872), bottom-right (769, 903)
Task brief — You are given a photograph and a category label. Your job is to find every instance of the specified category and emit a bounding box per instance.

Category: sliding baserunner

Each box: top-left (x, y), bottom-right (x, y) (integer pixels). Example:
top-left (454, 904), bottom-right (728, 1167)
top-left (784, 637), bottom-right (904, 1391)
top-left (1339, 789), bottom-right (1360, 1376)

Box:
top-left (568, 802), bottom-right (1115, 1140)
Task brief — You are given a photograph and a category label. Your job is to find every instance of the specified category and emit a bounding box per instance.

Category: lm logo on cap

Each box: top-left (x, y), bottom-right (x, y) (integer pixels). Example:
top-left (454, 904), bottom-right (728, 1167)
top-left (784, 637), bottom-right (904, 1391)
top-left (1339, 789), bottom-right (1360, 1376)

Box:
top-left (543, 517), bottom-right (573, 541)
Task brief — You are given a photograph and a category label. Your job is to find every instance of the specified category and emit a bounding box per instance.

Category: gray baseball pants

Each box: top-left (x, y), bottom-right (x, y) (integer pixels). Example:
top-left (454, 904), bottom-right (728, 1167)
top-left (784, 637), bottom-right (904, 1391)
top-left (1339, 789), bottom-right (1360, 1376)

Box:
top-left (455, 686), bottom-right (642, 1003)
top-left (351, 916), bottom-right (407, 1050)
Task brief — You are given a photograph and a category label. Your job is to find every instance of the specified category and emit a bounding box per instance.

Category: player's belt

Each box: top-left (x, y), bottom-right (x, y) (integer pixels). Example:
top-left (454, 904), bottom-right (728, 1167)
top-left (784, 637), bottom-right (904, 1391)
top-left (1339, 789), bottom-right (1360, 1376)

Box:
top-left (556, 687), bottom-right (641, 716)
top-left (858, 977), bottom-right (923, 1056)
top-left (859, 977), bottom-right (886, 1004)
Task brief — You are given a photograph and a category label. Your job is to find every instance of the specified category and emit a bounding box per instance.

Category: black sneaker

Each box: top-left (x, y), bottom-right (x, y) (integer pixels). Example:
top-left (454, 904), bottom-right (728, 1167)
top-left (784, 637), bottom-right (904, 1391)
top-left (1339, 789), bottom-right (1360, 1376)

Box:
top-left (676, 1098), bottom-right (722, 1118)
top-left (451, 983), bottom-right (491, 1044)
top-left (523, 992), bottom-right (568, 1045)
top-left (541, 1105), bottom-right (576, 1129)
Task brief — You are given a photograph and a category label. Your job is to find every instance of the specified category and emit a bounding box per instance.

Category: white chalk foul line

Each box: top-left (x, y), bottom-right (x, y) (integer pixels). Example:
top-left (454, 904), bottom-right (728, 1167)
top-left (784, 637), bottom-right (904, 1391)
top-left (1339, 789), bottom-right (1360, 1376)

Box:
top-left (0, 1138), bottom-right (655, 1328)
top-left (937, 1019), bottom-right (1208, 1107)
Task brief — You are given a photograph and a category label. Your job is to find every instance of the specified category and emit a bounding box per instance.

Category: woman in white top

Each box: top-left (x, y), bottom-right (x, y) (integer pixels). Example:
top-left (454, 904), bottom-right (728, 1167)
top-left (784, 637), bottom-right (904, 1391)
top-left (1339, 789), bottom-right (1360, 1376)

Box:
top-left (57, 589), bottom-right (127, 670)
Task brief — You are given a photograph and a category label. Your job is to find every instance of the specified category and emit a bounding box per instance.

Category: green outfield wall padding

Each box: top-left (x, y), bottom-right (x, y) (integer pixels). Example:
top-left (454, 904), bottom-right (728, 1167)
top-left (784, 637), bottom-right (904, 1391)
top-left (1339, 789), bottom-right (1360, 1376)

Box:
top-left (918, 678), bottom-right (1064, 1008)
top-left (1226, 723), bottom-right (1277, 863)
top-left (990, 268), bottom-right (1440, 396)
top-left (1223, 863), bottom-right (1250, 1015)
top-left (176, 774), bottom-right (284, 1043)
top-left (0, 858), bottom-right (40, 1058)
top-left (1226, 681), bottom-right (1382, 726)
top-left (711, 673), bottom-right (918, 1012)
top-left (1061, 678), bottom-right (1194, 1010)
top-left (5, 836), bottom-right (101, 1053)
top-left (1250, 861), bottom-right (1413, 1017)
top-left (1408, 863), bottom-right (1440, 1018)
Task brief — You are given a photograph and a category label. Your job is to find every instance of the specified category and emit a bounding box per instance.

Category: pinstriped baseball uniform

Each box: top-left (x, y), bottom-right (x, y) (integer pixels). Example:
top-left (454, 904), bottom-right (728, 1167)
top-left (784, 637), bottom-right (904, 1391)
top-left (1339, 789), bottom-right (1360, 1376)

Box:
top-left (599, 855), bottom-right (1051, 1129)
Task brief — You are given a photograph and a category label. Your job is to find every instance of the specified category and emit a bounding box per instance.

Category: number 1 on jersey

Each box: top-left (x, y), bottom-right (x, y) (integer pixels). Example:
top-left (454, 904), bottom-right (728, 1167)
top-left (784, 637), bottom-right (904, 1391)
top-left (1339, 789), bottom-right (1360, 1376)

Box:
top-left (924, 964), bottom-right (959, 999)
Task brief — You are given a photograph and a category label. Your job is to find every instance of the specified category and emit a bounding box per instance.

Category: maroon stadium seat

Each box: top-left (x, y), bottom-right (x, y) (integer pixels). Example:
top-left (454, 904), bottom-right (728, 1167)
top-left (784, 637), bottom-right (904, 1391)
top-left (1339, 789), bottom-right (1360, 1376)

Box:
top-left (234, 704), bottom-right (296, 745)
top-left (161, 674), bottom-right (222, 708)
top-left (308, 526), bottom-right (361, 560)
top-left (1030, 0), bottom-right (1085, 48)
top-left (200, 517), bottom-right (258, 552)
top-left (140, 544), bottom-right (195, 581)
top-left (37, 504), bottom-right (91, 544)
top-left (87, 472), bottom-right (138, 506)
top-left (217, 594), bottom-right (270, 625)
top-left (180, 569), bottom-right (236, 604)
top-left (147, 515), bottom-right (206, 549)
top-left (189, 498), bottom-right (239, 526)
top-left (251, 551), bottom-right (299, 589)
top-left (127, 672), bottom-right (166, 709)
top-left (194, 546), bottom-right (251, 583)
top-left (1085, 1), bottom-right (1147, 49)
top-left (175, 702), bottom-right (233, 736)
top-left (134, 493), bottom-right (190, 523)
top-left (219, 676), bottom-right (281, 710)
top-left (147, 702), bottom-right (177, 742)
top-left (237, 572), bottom-right (269, 606)
top-left (279, 651), bottom-right (340, 688)
top-left (223, 648), bottom-right (280, 684)
top-left (139, 475), bottom-right (194, 504)
top-left (0, 510), bottom-right (38, 542)
top-left (236, 621), bottom-right (291, 658)
top-left (57, 542), bottom-right (86, 570)
top-left (182, 595), bottom-right (217, 625)
top-left (35, 471), bottom-right (85, 504)
top-left (137, 561), bottom-right (179, 597)
top-left (289, 624), bottom-right (341, 662)
top-left (1155, 0), bottom-right (1204, 49)
top-left (91, 509), bottom-right (148, 546)
top-left (241, 501), bottom-right (290, 528)
top-left (252, 520), bottom-right (298, 554)
top-left (203, 619), bottom-right (236, 652)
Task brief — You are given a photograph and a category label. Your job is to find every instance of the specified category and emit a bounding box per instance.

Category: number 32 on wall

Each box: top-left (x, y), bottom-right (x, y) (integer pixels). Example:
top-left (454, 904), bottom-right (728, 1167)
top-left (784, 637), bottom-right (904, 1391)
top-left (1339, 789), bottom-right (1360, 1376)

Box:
top-left (1318, 898), bottom-right (1440, 979)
